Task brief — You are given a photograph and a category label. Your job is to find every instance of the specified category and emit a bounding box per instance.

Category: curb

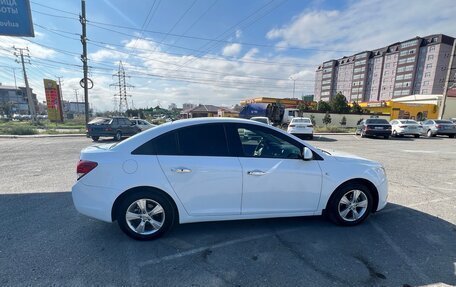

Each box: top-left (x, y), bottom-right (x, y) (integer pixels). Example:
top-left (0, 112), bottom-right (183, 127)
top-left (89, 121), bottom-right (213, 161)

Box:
top-left (0, 134), bottom-right (86, 139)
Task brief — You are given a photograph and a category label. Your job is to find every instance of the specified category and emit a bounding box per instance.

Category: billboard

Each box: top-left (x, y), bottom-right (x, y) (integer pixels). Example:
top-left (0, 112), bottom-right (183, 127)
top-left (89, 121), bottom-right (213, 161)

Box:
top-left (0, 0), bottom-right (34, 37)
top-left (44, 79), bottom-right (63, 122)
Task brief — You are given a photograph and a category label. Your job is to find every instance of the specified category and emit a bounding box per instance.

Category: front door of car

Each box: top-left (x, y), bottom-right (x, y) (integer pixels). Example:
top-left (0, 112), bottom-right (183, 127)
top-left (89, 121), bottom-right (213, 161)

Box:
top-left (228, 124), bottom-right (322, 214)
top-left (156, 123), bottom-right (243, 216)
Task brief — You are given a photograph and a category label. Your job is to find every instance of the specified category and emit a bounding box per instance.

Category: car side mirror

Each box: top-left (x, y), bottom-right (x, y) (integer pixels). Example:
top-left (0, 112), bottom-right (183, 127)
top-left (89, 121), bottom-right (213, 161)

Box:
top-left (302, 147), bottom-right (313, 161)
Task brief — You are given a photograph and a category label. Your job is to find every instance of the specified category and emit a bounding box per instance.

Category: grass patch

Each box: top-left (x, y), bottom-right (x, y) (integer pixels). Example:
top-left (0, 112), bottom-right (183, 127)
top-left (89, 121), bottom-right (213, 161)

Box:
top-left (0, 126), bottom-right (38, 135)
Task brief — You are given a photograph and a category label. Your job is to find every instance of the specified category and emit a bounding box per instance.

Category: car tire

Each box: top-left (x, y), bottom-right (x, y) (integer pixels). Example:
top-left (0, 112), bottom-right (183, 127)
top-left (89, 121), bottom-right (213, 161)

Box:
top-left (360, 130), bottom-right (366, 138)
top-left (117, 191), bottom-right (175, 241)
top-left (392, 130), bottom-right (397, 137)
top-left (308, 134), bottom-right (314, 140)
top-left (414, 134), bottom-right (420, 138)
top-left (114, 131), bottom-right (122, 141)
top-left (327, 183), bottom-right (374, 226)
top-left (449, 135), bottom-right (455, 138)
top-left (91, 136), bottom-right (99, 141)
top-left (384, 135), bottom-right (390, 139)
top-left (426, 130), bottom-right (432, 138)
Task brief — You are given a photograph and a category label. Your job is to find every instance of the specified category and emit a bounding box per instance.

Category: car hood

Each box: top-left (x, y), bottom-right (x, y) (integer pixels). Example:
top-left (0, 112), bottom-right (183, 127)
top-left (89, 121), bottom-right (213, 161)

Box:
top-left (327, 150), bottom-right (380, 166)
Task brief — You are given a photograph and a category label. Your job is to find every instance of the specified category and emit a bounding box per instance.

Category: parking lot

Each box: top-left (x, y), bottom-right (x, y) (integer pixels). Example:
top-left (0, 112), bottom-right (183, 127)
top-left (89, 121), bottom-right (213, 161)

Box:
top-left (0, 135), bottom-right (455, 286)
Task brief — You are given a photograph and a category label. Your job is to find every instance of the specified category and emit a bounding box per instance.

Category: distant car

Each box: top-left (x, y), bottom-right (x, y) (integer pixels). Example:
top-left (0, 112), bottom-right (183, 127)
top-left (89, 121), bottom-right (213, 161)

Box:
top-left (389, 119), bottom-right (421, 138)
top-left (355, 119), bottom-right (391, 139)
top-left (421, 119), bottom-right (456, 138)
top-left (250, 116), bottom-right (271, 125)
top-left (87, 117), bottom-right (141, 141)
top-left (287, 117), bottom-right (314, 139)
top-left (130, 119), bottom-right (156, 131)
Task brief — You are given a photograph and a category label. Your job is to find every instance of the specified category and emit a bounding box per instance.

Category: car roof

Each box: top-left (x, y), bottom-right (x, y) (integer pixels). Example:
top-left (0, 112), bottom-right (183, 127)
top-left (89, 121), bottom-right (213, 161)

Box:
top-left (291, 117), bottom-right (311, 120)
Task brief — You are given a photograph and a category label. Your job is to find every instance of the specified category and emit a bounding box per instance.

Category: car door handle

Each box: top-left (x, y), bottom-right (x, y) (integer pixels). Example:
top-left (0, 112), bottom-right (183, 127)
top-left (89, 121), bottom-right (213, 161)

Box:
top-left (172, 168), bottom-right (192, 173)
top-left (247, 170), bottom-right (266, 176)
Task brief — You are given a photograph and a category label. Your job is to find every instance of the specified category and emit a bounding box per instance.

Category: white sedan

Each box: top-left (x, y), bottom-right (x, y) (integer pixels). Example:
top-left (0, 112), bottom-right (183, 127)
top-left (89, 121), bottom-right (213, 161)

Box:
top-left (390, 119), bottom-right (421, 138)
top-left (72, 118), bottom-right (388, 240)
top-left (287, 117), bottom-right (314, 139)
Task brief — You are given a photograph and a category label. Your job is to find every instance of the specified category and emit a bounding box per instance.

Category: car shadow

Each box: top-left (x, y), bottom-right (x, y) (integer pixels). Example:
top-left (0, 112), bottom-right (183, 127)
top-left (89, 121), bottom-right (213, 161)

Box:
top-left (1, 192), bottom-right (455, 286)
top-left (311, 136), bottom-right (338, 142)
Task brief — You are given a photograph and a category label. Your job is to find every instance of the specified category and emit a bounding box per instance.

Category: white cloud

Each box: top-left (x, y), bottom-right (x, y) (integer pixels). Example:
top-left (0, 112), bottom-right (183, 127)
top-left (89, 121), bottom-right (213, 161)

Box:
top-left (90, 48), bottom-right (125, 62)
top-left (266, 0), bottom-right (456, 52)
top-left (222, 43), bottom-right (242, 57)
top-left (235, 29), bottom-right (242, 39)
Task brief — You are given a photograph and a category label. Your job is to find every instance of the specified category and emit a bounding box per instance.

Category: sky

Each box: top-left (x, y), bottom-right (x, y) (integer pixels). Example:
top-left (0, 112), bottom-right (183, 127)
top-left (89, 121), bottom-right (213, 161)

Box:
top-left (0, 0), bottom-right (455, 112)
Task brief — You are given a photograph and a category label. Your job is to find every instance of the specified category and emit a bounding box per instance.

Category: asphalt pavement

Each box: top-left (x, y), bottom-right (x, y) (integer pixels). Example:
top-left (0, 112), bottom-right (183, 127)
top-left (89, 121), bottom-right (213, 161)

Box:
top-left (0, 135), bottom-right (455, 286)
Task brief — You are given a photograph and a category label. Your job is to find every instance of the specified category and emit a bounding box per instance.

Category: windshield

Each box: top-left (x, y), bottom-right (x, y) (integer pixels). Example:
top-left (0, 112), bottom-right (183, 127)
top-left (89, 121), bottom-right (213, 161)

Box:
top-left (435, 120), bottom-right (453, 124)
top-left (399, 120), bottom-right (418, 124)
top-left (252, 118), bottom-right (269, 124)
top-left (366, 119), bottom-right (389, 124)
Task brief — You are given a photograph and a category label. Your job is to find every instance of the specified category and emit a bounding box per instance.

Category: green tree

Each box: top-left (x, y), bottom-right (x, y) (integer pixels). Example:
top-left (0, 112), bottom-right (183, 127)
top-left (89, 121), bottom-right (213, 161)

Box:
top-left (297, 102), bottom-right (309, 116)
top-left (351, 101), bottom-right (363, 114)
top-left (309, 114), bottom-right (316, 125)
top-left (330, 92), bottom-right (350, 113)
top-left (317, 100), bottom-right (331, 112)
top-left (322, 111), bottom-right (332, 126)
top-left (340, 115), bottom-right (347, 126)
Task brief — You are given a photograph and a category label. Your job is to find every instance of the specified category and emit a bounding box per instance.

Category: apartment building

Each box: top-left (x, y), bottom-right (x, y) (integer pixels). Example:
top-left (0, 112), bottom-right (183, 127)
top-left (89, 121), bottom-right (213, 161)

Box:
top-left (0, 85), bottom-right (38, 114)
top-left (314, 34), bottom-right (456, 103)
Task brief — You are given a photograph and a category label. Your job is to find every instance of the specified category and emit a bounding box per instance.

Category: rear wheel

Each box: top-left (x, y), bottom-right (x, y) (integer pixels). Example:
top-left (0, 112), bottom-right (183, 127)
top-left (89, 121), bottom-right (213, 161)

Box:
top-left (117, 191), bottom-right (175, 240)
top-left (327, 183), bottom-right (373, 226)
top-left (360, 130), bottom-right (366, 138)
top-left (308, 134), bottom-right (314, 140)
top-left (91, 136), bottom-right (99, 141)
top-left (449, 134), bottom-right (455, 138)
top-left (384, 135), bottom-right (390, 139)
top-left (114, 131), bottom-right (122, 141)
top-left (392, 130), bottom-right (397, 137)
top-left (427, 130), bottom-right (433, 138)
top-left (414, 134), bottom-right (420, 138)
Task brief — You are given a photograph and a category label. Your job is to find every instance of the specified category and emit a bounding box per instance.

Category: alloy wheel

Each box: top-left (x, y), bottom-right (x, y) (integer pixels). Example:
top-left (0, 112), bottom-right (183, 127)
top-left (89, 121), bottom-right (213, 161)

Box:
top-left (125, 199), bottom-right (165, 235)
top-left (338, 190), bottom-right (368, 222)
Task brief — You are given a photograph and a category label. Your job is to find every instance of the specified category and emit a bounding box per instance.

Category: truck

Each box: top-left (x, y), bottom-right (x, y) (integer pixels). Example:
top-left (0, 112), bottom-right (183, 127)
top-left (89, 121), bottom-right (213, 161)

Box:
top-left (239, 103), bottom-right (298, 126)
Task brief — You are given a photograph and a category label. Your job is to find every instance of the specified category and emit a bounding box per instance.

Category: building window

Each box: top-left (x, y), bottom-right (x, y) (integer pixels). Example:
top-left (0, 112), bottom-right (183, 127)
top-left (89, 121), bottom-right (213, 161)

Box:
top-left (385, 63), bottom-right (390, 68)
top-left (384, 71), bottom-right (389, 76)
top-left (423, 81), bottom-right (429, 86)
top-left (404, 73), bottom-right (412, 80)
top-left (421, 89), bottom-right (428, 94)
top-left (425, 72), bottom-right (431, 77)
top-left (427, 55), bottom-right (434, 61)
top-left (429, 46), bottom-right (435, 52)
top-left (405, 65), bottom-right (414, 72)
top-left (401, 40), bottom-right (418, 48)
top-left (386, 55), bottom-right (391, 61)
top-left (426, 64), bottom-right (432, 69)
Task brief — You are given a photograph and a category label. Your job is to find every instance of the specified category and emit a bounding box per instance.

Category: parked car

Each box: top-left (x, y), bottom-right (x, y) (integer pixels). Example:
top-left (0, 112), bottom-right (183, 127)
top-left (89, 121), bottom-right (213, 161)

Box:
top-left (87, 117), bottom-right (141, 141)
top-left (421, 119), bottom-right (456, 138)
top-left (72, 118), bottom-right (388, 240)
top-left (355, 118), bottom-right (391, 139)
top-left (250, 116), bottom-right (272, 125)
top-left (389, 119), bottom-right (421, 138)
top-left (287, 117), bottom-right (314, 139)
top-left (130, 118), bottom-right (156, 131)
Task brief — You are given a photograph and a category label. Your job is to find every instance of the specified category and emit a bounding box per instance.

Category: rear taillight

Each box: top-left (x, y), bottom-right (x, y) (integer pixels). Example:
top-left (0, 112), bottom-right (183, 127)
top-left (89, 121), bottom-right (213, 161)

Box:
top-left (435, 124), bottom-right (441, 128)
top-left (77, 160), bottom-right (98, 180)
top-left (308, 125), bottom-right (313, 128)
top-left (364, 126), bottom-right (369, 130)
top-left (399, 125), bottom-right (406, 128)
top-left (289, 124), bottom-right (295, 127)
top-left (105, 127), bottom-right (112, 131)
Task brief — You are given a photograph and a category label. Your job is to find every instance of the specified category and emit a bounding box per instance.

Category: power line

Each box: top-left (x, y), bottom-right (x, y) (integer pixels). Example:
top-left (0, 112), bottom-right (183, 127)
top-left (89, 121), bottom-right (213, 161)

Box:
top-left (31, 1), bottom-right (79, 16)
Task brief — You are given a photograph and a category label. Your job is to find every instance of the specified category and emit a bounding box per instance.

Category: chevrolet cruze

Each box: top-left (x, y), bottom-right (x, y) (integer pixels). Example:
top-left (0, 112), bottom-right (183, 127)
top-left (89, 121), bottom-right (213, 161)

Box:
top-left (72, 118), bottom-right (388, 240)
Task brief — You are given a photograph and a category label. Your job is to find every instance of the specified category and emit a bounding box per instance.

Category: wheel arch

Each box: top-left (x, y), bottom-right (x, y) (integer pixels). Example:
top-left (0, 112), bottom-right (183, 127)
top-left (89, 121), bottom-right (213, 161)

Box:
top-left (111, 186), bottom-right (180, 222)
top-left (325, 178), bottom-right (379, 213)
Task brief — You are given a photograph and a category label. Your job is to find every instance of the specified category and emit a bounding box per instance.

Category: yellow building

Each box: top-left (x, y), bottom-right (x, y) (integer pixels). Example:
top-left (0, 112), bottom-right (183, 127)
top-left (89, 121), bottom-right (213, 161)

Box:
top-left (358, 100), bottom-right (438, 120)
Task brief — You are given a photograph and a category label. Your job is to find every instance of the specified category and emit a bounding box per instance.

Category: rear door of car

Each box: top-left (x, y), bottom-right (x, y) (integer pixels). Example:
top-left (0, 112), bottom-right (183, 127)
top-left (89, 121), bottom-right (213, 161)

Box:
top-left (156, 123), bottom-right (243, 216)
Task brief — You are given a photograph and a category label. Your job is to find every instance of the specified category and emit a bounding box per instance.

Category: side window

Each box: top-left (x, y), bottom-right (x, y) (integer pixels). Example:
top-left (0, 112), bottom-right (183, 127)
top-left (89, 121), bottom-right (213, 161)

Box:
top-left (178, 124), bottom-right (229, 156)
top-left (236, 125), bottom-right (301, 159)
top-left (132, 131), bottom-right (179, 155)
top-left (111, 119), bottom-right (118, 126)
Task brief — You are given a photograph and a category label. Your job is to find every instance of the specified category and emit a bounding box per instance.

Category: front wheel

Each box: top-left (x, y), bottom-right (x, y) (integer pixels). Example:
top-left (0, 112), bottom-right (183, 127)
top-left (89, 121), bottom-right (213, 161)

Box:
top-left (414, 134), bottom-right (420, 138)
top-left (114, 131), bottom-right (122, 141)
top-left (449, 135), bottom-right (455, 138)
top-left (327, 183), bottom-right (373, 226)
top-left (427, 130), bottom-right (433, 138)
top-left (117, 191), bottom-right (175, 240)
top-left (360, 130), bottom-right (366, 138)
top-left (384, 135), bottom-right (390, 139)
top-left (91, 136), bottom-right (99, 141)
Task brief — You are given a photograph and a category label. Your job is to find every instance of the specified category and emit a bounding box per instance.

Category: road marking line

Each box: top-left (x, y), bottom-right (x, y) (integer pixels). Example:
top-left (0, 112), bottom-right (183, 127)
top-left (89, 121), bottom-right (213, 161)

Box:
top-left (352, 135), bottom-right (360, 140)
top-left (371, 221), bottom-right (431, 283)
top-left (138, 226), bottom-right (303, 267)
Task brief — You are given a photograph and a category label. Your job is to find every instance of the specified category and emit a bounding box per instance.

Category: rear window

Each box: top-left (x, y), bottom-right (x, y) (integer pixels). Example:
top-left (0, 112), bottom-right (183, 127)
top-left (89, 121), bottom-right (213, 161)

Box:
top-left (292, 118), bottom-right (311, 123)
top-left (251, 118), bottom-right (269, 124)
top-left (435, 120), bottom-right (453, 124)
top-left (366, 119), bottom-right (389, 124)
top-left (399, 120), bottom-right (418, 124)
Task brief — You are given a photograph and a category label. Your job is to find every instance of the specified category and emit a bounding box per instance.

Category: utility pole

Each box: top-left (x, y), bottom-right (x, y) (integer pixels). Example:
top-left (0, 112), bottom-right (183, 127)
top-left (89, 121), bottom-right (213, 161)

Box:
top-left (80, 0), bottom-right (89, 126)
top-left (440, 39), bottom-right (456, 119)
top-left (12, 68), bottom-right (17, 89)
top-left (14, 46), bottom-right (37, 123)
top-left (56, 76), bottom-right (65, 121)
top-left (289, 76), bottom-right (296, 98)
top-left (74, 89), bottom-right (80, 114)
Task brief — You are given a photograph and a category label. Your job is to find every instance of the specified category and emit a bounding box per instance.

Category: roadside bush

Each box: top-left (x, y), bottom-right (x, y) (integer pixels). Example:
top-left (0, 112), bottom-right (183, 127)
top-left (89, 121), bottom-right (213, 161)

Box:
top-left (0, 126), bottom-right (38, 135)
